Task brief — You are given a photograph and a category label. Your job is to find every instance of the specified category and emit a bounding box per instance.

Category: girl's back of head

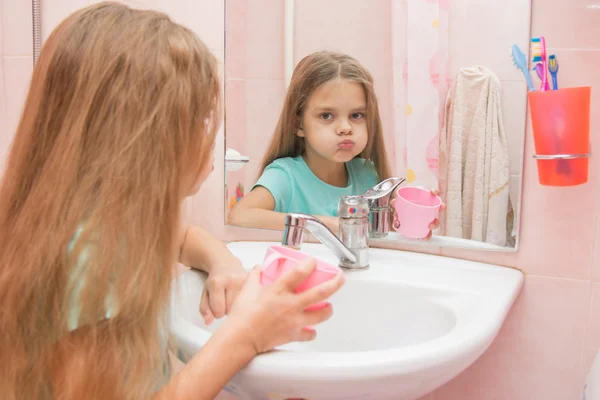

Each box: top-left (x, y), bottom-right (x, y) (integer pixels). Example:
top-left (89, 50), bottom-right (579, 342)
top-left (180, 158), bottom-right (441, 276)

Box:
top-left (0, 2), bottom-right (220, 398)
top-left (259, 51), bottom-right (391, 180)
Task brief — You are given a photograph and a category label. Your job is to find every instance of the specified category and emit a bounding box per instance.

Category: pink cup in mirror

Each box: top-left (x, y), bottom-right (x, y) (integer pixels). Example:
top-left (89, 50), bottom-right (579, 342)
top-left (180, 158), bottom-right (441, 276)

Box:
top-left (391, 186), bottom-right (442, 239)
top-left (261, 245), bottom-right (341, 310)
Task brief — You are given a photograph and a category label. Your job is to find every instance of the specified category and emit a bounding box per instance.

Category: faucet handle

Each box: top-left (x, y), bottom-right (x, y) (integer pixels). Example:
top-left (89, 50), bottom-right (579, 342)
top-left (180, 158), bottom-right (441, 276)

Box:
top-left (362, 177), bottom-right (406, 208)
top-left (337, 195), bottom-right (369, 218)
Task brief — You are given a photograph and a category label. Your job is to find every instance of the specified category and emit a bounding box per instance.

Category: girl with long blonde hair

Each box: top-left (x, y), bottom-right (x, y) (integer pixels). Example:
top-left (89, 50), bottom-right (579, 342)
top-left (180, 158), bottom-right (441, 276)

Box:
top-left (0, 3), bottom-right (343, 399)
top-left (229, 51), bottom-right (392, 232)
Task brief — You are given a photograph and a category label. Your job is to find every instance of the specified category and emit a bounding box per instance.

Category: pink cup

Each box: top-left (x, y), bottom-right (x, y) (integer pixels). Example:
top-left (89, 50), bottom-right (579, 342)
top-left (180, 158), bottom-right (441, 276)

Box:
top-left (391, 186), bottom-right (442, 239)
top-left (261, 245), bottom-right (341, 310)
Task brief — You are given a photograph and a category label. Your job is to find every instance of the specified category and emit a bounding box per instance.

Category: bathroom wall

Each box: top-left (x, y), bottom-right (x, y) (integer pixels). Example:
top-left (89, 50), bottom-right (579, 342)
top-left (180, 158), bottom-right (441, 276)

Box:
top-left (1, 1), bottom-right (599, 399)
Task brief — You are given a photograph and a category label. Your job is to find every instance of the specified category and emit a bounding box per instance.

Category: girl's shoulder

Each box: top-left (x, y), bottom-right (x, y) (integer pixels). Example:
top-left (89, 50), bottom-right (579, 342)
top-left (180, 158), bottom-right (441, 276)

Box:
top-left (268, 156), bottom-right (303, 168)
top-left (262, 156), bottom-right (306, 176)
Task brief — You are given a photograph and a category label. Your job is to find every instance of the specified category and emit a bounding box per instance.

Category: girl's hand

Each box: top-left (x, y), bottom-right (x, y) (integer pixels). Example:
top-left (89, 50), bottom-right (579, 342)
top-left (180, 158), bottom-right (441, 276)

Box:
top-left (222, 258), bottom-right (344, 355)
top-left (199, 259), bottom-right (247, 325)
top-left (423, 189), bottom-right (446, 240)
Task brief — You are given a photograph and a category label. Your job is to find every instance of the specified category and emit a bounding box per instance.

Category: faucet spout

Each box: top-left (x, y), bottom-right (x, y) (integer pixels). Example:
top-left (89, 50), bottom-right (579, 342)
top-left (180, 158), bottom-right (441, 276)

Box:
top-left (362, 177), bottom-right (406, 207)
top-left (282, 213), bottom-right (357, 266)
top-left (362, 177), bottom-right (406, 238)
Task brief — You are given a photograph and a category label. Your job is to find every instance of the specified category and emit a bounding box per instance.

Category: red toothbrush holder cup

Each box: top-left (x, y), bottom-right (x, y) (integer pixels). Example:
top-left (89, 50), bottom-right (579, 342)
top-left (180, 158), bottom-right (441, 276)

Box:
top-left (528, 86), bottom-right (592, 186)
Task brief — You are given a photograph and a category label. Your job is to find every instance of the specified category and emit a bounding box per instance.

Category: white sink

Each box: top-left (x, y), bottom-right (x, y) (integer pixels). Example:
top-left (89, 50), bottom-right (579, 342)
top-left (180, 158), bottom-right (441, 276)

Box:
top-left (170, 241), bottom-right (523, 400)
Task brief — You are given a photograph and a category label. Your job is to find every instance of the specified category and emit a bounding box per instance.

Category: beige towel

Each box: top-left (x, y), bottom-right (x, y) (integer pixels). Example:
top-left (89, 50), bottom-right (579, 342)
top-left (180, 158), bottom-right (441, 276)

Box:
top-left (438, 66), bottom-right (515, 247)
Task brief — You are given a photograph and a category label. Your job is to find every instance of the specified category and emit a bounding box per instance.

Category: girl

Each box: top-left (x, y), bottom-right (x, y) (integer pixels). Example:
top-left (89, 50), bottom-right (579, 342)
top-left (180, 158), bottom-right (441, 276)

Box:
top-left (230, 51), bottom-right (443, 239)
top-left (229, 51), bottom-right (392, 232)
top-left (0, 3), bottom-right (343, 400)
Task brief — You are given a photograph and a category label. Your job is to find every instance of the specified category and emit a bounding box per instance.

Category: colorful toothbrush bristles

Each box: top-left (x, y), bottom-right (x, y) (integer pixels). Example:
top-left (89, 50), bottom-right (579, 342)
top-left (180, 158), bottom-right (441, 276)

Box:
top-left (548, 54), bottom-right (559, 90)
top-left (531, 37), bottom-right (549, 91)
top-left (531, 38), bottom-right (542, 62)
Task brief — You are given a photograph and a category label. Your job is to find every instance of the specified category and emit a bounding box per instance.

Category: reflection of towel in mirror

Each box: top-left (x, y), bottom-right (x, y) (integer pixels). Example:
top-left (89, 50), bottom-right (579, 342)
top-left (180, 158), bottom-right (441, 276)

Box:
top-left (438, 66), bottom-right (515, 247)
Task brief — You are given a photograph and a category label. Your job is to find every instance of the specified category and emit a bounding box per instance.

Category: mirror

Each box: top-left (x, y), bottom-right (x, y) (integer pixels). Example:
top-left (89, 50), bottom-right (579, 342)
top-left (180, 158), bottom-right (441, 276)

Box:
top-left (224, 0), bottom-right (532, 251)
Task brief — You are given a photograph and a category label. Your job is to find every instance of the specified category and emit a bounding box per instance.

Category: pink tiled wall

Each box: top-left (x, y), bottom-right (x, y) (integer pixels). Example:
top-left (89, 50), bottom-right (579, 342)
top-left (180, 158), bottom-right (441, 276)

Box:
top-left (1, 1), bottom-right (599, 399)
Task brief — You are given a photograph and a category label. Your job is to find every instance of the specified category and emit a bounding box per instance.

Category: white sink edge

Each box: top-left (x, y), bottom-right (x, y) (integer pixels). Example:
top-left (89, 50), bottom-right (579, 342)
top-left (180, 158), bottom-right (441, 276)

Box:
top-left (171, 274), bottom-right (523, 379)
top-left (227, 242), bottom-right (523, 282)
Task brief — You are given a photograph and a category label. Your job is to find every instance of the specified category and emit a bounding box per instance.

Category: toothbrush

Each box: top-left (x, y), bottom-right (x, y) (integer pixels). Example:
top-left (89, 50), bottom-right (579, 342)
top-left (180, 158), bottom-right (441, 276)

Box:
top-left (531, 37), bottom-right (549, 91)
top-left (548, 54), bottom-right (559, 90)
top-left (533, 63), bottom-right (544, 83)
top-left (510, 44), bottom-right (535, 91)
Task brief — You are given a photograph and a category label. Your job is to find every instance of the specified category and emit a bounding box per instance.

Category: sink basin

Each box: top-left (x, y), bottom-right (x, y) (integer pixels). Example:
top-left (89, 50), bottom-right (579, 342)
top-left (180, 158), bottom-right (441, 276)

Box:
top-left (170, 241), bottom-right (523, 400)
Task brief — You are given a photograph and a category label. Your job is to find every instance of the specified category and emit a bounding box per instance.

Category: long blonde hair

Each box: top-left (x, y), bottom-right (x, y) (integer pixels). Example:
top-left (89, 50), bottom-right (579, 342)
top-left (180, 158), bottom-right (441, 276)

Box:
top-left (0, 2), bottom-right (220, 399)
top-left (258, 51), bottom-right (391, 180)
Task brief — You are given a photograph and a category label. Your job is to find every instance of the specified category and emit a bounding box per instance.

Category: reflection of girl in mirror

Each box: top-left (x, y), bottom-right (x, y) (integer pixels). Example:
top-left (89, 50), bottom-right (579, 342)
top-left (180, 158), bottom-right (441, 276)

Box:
top-left (230, 51), bottom-right (392, 232)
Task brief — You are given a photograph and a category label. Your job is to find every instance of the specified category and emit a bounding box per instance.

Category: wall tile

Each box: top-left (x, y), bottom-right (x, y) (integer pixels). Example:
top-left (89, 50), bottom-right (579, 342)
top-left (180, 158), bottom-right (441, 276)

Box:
top-left (3, 0), bottom-right (33, 56)
top-left (41, 0), bottom-right (88, 42)
top-left (0, 58), bottom-right (6, 173)
top-left (501, 81), bottom-right (527, 178)
top-left (593, 212), bottom-right (600, 282)
top-left (531, 0), bottom-right (600, 50)
top-left (432, 276), bottom-right (590, 400)
top-left (3, 56), bottom-right (32, 144)
top-left (245, 0), bottom-right (283, 80)
top-left (188, 125), bottom-right (227, 235)
top-left (225, 0), bottom-right (247, 80)
top-left (0, 0), bottom-right (4, 57)
top-left (294, 0), bottom-right (392, 83)
top-left (155, 0), bottom-right (225, 51)
top-left (584, 283), bottom-right (600, 373)
top-left (512, 132), bottom-right (595, 279)
top-left (213, 49), bottom-right (224, 64)
top-left (448, 0), bottom-right (531, 81)
top-left (225, 78), bottom-right (247, 154)
top-left (244, 79), bottom-right (285, 162)
top-left (541, 50), bottom-right (600, 282)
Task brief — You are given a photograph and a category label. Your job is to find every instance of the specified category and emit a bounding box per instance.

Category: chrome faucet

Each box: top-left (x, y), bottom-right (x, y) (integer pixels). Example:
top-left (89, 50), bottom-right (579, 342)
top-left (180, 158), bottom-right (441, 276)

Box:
top-left (362, 177), bottom-right (406, 238)
top-left (281, 179), bottom-right (405, 269)
top-left (282, 195), bottom-right (370, 270)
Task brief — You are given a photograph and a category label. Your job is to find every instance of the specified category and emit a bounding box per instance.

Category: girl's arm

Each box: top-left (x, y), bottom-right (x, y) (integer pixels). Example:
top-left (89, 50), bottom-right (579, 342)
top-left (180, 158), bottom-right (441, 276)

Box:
top-left (178, 225), bottom-right (241, 274)
top-left (227, 187), bottom-right (288, 230)
top-left (178, 224), bottom-right (247, 323)
top-left (51, 319), bottom-right (254, 400)
top-left (152, 323), bottom-right (255, 400)
top-left (228, 187), bottom-right (339, 233)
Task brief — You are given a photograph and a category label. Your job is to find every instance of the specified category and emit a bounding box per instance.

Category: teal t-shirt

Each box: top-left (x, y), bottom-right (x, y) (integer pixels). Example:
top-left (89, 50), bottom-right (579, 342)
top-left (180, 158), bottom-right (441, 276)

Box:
top-left (67, 226), bottom-right (117, 331)
top-left (254, 156), bottom-right (379, 216)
